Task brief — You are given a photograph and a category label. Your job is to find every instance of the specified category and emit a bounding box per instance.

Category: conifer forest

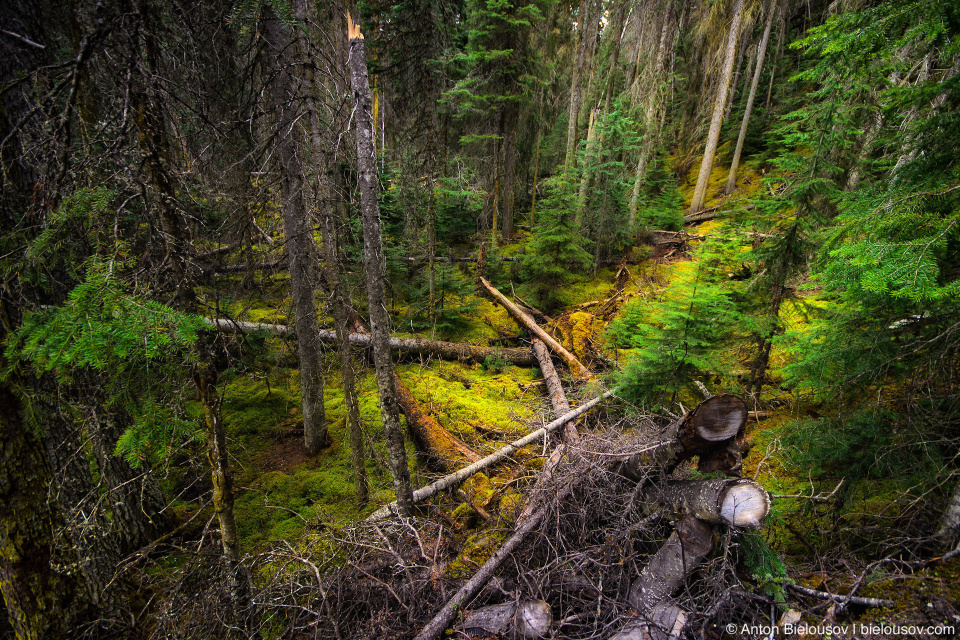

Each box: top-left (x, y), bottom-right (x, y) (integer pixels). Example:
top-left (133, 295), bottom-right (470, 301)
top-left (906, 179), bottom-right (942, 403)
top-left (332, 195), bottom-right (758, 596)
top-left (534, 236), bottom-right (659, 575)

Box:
top-left (4, 0), bottom-right (960, 638)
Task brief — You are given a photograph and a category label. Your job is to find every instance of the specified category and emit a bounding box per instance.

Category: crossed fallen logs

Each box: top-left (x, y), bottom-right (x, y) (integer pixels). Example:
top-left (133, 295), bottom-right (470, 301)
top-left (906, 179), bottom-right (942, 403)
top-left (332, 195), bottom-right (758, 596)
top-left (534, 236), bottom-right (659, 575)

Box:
top-left (411, 391), bottom-right (770, 640)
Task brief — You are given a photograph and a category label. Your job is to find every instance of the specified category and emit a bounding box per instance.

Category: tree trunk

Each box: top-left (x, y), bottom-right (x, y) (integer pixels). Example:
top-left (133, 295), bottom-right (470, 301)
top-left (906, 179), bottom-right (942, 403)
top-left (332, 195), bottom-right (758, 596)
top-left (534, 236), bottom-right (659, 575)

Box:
top-left (458, 600), bottom-right (552, 639)
top-left (531, 338), bottom-right (580, 446)
top-left (0, 386), bottom-right (92, 640)
top-left (564, 0), bottom-right (600, 172)
top-left (725, 5), bottom-right (775, 195)
top-left (688, 0), bottom-right (746, 213)
top-left (646, 478), bottom-right (771, 528)
top-left (321, 207), bottom-right (370, 504)
top-left (348, 17), bottom-right (415, 516)
top-left (502, 104), bottom-right (518, 240)
top-left (479, 277), bottom-right (592, 379)
top-left (617, 394), bottom-right (747, 479)
top-left (85, 405), bottom-right (167, 553)
top-left (262, 7), bottom-right (328, 455)
top-left (627, 515), bottom-right (714, 612)
top-left (610, 602), bottom-right (688, 640)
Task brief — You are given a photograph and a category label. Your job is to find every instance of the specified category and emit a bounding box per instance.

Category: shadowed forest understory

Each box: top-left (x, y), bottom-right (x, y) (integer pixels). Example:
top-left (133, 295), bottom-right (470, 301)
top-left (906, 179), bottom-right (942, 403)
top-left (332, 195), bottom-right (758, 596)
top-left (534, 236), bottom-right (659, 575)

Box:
top-left (2, 0), bottom-right (960, 638)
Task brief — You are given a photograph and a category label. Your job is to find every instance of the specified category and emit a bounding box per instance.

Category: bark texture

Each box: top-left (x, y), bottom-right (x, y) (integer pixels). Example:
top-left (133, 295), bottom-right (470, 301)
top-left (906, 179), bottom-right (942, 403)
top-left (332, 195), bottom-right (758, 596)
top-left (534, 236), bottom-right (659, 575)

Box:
top-left (205, 319), bottom-right (538, 366)
top-left (627, 515), bottom-right (714, 612)
top-left (348, 22), bottom-right (414, 515)
top-left (725, 5), bottom-right (775, 195)
top-left (263, 7), bottom-right (328, 455)
top-left (394, 376), bottom-right (482, 471)
top-left (458, 600), bottom-right (552, 639)
top-left (0, 387), bottom-right (91, 640)
top-left (646, 478), bottom-right (771, 528)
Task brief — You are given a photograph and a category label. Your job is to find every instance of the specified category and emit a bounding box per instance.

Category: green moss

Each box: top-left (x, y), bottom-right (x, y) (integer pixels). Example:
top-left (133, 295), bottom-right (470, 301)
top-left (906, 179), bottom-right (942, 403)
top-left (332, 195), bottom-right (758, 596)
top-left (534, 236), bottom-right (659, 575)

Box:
top-left (445, 529), bottom-right (509, 579)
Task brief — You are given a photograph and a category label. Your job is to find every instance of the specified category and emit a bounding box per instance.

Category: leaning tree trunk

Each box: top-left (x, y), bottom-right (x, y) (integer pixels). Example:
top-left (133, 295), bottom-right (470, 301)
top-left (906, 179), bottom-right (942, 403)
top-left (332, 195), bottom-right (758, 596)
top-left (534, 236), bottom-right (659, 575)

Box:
top-left (348, 15), bottom-right (415, 516)
top-left (725, 5), bottom-right (775, 195)
top-left (688, 0), bottom-right (746, 213)
top-left (263, 6), bottom-right (328, 455)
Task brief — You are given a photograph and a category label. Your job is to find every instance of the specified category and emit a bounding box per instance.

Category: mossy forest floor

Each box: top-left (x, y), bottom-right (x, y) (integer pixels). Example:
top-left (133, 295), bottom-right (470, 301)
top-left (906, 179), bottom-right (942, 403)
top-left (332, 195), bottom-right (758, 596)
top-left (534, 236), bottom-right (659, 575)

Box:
top-left (157, 154), bottom-right (960, 638)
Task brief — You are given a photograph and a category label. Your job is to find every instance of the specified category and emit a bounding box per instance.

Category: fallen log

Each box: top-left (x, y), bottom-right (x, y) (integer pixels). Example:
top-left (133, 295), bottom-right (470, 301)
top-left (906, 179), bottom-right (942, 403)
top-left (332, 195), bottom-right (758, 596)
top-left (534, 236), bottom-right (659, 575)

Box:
top-left (394, 376), bottom-right (481, 471)
top-left (203, 318), bottom-right (537, 366)
top-left (627, 515), bottom-right (715, 613)
top-left (617, 394), bottom-right (747, 479)
top-left (786, 583), bottom-right (894, 608)
top-left (478, 277), bottom-right (592, 380)
top-left (646, 478), bottom-right (771, 528)
top-left (366, 389), bottom-right (616, 520)
top-left (609, 602), bottom-right (688, 640)
top-left (531, 338), bottom-right (577, 444)
top-left (457, 599), bottom-right (552, 639)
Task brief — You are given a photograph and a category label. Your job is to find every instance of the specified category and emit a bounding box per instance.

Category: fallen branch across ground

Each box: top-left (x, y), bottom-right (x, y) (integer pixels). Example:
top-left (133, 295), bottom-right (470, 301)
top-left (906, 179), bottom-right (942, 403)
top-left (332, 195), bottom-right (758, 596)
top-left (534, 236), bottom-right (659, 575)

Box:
top-left (203, 318), bottom-right (537, 366)
top-left (479, 277), bottom-right (592, 379)
top-left (365, 389), bottom-right (616, 521)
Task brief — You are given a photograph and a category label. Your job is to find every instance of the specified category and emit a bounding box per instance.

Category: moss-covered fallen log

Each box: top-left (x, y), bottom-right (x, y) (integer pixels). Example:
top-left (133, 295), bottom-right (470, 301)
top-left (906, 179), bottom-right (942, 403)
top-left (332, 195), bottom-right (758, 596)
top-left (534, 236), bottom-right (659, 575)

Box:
top-left (366, 389), bottom-right (615, 521)
top-left (203, 318), bottom-right (537, 366)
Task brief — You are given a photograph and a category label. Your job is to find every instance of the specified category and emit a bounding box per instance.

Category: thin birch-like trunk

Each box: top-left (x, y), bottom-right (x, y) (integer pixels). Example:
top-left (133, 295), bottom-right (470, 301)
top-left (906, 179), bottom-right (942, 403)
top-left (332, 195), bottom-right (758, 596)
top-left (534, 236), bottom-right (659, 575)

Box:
top-left (348, 15), bottom-right (414, 516)
top-left (689, 0), bottom-right (746, 213)
top-left (725, 5), bottom-right (775, 195)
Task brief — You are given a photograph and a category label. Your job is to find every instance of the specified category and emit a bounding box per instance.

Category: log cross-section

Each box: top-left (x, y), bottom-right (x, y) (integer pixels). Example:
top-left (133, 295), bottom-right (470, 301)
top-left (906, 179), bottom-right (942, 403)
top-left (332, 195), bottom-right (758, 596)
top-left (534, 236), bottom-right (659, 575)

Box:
top-left (479, 277), bottom-right (592, 379)
top-left (646, 478), bottom-right (771, 528)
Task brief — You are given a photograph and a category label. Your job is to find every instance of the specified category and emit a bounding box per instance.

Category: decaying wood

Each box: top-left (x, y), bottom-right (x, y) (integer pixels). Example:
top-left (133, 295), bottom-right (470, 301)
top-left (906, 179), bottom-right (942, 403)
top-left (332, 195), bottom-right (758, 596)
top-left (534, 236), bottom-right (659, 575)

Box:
top-left (394, 377), bottom-right (481, 471)
top-left (646, 478), bottom-right (771, 528)
top-left (479, 277), bottom-right (592, 379)
top-left (627, 515), bottom-right (715, 612)
top-left (203, 318), bottom-right (537, 366)
top-left (366, 390), bottom-right (616, 520)
top-left (618, 394), bottom-right (747, 479)
top-left (609, 602), bottom-right (688, 640)
top-left (458, 599), bottom-right (552, 638)
top-left (531, 338), bottom-right (578, 444)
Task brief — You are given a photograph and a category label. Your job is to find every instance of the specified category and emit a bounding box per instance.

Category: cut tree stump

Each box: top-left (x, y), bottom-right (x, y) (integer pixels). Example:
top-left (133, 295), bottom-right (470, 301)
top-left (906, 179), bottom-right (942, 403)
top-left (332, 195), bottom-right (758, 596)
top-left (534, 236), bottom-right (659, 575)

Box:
top-left (478, 277), bottom-right (592, 379)
top-left (617, 394), bottom-right (747, 479)
top-left (646, 478), bottom-right (771, 528)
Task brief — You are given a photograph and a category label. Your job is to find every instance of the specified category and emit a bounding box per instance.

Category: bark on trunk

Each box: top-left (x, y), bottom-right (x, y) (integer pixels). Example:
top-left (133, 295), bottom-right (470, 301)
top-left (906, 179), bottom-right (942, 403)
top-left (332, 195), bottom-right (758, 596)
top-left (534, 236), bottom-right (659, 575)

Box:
top-left (263, 7), bottom-right (328, 455)
top-left (0, 387), bottom-right (92, 640)
top-left (688, 0), bottom-right (746, 213)
top-left (725, 6), bottom-right (775, 195)
top-left (531, 338), bottom-right (579, 446)
top-left (502, 104), bottom-right (518, 240)
top-left (479, 277), bottom-right (592, 379)
top-left (458, 600), bottom-right (552, 639)
top-left (349, 17), bottom-right (414, 515)
top-left (205, 318), bottom-right (538, 366)
top-left (610, 602), bottom-right (688, 640)
top-left (86, 407), bottom-right (167, 553)
top-left (627, 515), bottom-right (714, 612)
top-left (646, 478), bottom-right (771, 528)
top-left (321, 209), bottom-right (370, 504)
